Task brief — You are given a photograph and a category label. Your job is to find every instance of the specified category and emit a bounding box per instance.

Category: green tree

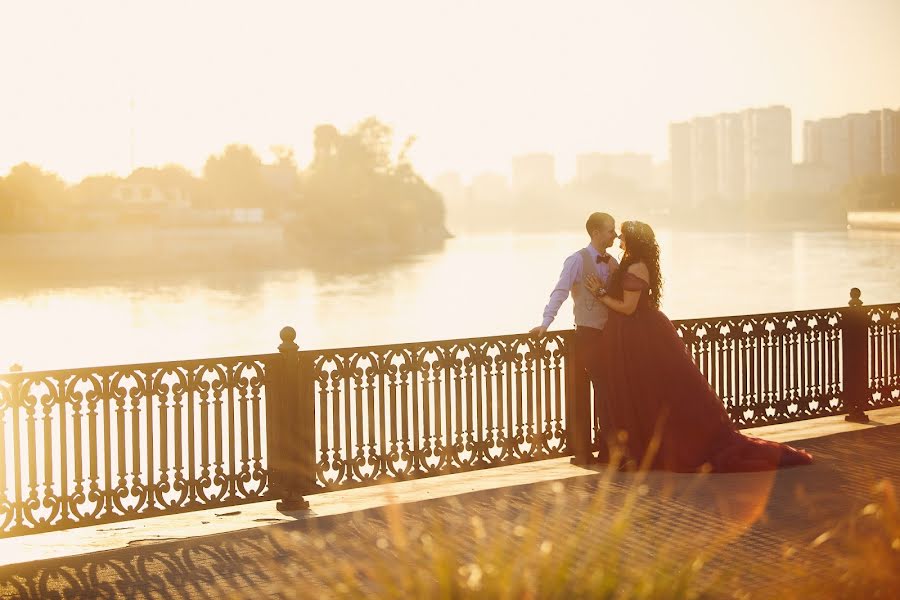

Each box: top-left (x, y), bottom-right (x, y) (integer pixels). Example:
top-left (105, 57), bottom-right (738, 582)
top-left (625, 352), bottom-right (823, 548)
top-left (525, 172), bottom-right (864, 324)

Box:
top-left (265, 146), bottom-right (301, 211)
top-left (69, 174), bottom-right (122, 205)
top-left (0, 163), bottom-right (68, 231)
top-left (130, 164), bottom-right (199, 190)
top-left (199, 145), bottom-right (277, 215)
top-left (295, 117), bottom-right (448, 248)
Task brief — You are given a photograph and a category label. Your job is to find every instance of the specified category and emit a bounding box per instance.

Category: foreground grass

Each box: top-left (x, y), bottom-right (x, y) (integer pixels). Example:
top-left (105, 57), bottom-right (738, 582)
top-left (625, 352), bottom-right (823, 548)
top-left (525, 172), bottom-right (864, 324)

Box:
top-left (779, 478), bottom-right (900, 599)
top-left (3, 453), bottom-right (898, 598)
top-left (268, 462), bottom-right (900, 599)
top-left (263, 451), bottom-right (740, 599)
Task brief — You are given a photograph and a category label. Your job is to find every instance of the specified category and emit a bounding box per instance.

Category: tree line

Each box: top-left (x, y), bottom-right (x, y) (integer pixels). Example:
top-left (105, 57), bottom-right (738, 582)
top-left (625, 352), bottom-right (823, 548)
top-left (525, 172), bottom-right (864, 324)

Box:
top-left (0, 118), bottom-right (449, 248)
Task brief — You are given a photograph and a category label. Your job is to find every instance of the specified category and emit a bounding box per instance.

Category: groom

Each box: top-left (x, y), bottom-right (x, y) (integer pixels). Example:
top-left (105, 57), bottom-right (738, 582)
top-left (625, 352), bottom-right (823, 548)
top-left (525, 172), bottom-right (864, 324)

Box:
top-left (530, 212), bottom-right (618, 463)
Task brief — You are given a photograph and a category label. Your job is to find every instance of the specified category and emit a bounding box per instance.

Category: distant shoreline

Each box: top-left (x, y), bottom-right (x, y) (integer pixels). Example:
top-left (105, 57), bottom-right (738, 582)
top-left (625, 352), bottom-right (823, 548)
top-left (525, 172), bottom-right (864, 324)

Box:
top-left (0, 223), bottom-right (453, 254)
top-left (0, 221), bottom-right (873, 293)
top-left (0, 218), bottom-right (869, 269)
top-left (0, 224), bottom-right (451, 285)
top-left (847, 210), bottom-right (900, 231)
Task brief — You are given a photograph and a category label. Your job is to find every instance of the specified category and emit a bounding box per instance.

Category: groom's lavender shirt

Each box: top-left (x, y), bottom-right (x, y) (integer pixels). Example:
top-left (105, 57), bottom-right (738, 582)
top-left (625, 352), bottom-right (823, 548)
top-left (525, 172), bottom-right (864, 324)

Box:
top-left (540, 245), bottom-right (617, 330)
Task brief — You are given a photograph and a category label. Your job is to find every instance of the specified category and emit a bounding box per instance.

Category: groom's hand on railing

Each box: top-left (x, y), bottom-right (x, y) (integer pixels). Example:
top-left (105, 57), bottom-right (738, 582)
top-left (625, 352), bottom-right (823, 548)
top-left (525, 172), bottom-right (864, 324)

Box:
top-left (529, 325), bottom-right (548, 337)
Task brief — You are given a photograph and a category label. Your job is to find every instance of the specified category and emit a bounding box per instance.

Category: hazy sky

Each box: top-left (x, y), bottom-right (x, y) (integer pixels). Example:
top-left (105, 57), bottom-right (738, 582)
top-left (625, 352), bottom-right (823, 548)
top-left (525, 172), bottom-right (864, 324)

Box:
top-left (2, 0), bottom-right (899, 183)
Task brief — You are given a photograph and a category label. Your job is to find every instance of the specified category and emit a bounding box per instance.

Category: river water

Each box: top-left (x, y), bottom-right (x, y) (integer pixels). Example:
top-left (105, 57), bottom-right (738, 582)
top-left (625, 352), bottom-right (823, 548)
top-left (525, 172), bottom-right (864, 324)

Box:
top-left (2, 228), bottom-right (899, 373)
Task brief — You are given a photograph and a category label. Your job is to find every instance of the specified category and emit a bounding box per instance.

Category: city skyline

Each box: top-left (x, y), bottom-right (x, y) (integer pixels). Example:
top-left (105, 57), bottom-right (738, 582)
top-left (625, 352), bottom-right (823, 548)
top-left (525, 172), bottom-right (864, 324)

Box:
top-left (4, 99), bottom-right (896, 198)
top-left (2, 0), bottom-right (900, 185)
top-left (436, 99), bottom-right (898, 192)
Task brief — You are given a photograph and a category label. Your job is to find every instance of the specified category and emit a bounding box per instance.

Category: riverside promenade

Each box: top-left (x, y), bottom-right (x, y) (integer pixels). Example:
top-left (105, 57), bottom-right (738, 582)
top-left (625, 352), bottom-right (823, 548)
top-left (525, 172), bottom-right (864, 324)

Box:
top-left (2, 406), bottom-right (899, 599)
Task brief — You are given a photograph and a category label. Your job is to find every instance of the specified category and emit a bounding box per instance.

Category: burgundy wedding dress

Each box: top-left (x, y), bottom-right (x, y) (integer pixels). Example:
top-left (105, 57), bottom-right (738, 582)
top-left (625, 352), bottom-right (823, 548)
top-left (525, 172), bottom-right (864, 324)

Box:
top-left (599, 272), bottom-right (812, 472)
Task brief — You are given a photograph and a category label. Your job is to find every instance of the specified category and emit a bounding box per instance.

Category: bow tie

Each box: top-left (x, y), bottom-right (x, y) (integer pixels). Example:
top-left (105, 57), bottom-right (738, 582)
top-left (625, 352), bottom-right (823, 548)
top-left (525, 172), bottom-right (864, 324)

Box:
top-left (596, 254), bottom-right (610, 264)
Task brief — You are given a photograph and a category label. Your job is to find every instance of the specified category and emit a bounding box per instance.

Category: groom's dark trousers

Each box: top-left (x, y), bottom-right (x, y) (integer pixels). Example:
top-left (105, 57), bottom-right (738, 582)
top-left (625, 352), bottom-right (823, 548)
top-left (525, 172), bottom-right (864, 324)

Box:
top-left (573, 325), bottom-right (612, 463)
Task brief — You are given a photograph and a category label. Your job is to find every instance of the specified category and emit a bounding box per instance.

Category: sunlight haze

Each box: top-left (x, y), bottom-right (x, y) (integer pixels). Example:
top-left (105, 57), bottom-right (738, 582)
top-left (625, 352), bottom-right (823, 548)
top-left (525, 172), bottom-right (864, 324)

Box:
top-left (2, 0), bottom-right (899, 182)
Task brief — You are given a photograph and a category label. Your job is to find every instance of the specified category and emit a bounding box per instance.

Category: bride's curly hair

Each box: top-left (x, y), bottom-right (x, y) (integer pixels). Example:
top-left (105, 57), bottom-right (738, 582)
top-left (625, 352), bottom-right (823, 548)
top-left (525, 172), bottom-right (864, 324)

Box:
top-left (608, 220), bottom-right (663, 309)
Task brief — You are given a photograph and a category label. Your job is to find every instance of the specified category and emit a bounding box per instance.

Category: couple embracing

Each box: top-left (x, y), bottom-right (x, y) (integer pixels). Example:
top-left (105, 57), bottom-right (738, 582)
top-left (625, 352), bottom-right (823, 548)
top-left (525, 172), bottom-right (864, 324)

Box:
top-left (531, 212), bottom-right (812, 472)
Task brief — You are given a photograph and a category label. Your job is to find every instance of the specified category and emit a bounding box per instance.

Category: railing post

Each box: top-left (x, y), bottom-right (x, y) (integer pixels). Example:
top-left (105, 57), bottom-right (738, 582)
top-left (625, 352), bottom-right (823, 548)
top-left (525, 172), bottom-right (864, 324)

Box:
top-left (566, 331), bottom-right (593, 464)
top-left (843, 288), bottom-right (871, 424)
top-left (268, 326), bottom-right (314, 510)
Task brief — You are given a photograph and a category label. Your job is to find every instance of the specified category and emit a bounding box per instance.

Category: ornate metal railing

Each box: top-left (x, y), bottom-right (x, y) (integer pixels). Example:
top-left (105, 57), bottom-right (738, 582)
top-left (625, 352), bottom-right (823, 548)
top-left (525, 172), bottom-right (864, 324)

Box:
top-left (308, 333), bottom-right (571, 492)
top-left (0, 356), bottom-right (271, 538)
top-left (673, 307), bottom-right (845, 428)
top-left (866, 303), bottom-right (900, 409)
top-left (2, 291), bottom-right (898, 536)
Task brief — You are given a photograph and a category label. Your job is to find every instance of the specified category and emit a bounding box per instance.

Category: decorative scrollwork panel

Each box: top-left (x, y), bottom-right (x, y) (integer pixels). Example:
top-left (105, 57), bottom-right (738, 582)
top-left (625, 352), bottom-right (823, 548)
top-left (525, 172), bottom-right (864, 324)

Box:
top-left (866, 303), bottom-right (900, 409)
top-left (0, 355), bottom-right (272, 537)
top-left (672, 309), bottom-right (845, 427)
top-left (312, 333), bottom-right (571, 490)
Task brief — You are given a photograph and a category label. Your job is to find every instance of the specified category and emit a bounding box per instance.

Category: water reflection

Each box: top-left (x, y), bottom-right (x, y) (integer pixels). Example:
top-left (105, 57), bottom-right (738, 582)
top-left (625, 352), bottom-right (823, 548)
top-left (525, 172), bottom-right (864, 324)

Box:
top-left (1, 230), bottom-right (898, 373)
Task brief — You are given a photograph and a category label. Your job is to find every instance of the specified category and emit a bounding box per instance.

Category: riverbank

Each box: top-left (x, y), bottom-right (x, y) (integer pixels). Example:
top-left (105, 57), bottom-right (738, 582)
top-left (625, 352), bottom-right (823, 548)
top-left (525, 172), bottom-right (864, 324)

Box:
top-left (0, 224), bottom-right (449, 277)
top-left (848, 210), bottom-right (900, 231)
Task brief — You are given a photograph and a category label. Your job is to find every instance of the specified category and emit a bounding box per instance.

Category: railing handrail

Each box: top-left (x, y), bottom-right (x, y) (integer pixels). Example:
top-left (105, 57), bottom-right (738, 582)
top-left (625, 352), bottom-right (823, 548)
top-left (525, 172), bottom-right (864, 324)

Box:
top-left (0, 352), bottom-right (279, 380)
top-left (6, 302), bottom-right (898, 381)
top-left (287, 302), bottom-right (900, 357)
top-left (672, 301), bottom-right (899, 326)
top-left (300, 330), bottom-right (567, 357)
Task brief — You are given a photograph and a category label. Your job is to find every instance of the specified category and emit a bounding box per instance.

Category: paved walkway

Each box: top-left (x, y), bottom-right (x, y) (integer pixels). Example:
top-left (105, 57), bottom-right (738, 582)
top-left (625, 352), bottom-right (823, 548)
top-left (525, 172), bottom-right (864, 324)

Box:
top-left (1, 407), bottom-right (899, 598)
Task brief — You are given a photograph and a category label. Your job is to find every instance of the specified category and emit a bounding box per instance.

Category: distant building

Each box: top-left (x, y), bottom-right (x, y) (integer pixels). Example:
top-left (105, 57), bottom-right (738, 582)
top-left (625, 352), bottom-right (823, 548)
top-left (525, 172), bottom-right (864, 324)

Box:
top-left (511, 153), bottom-right (556, 195)
top-left (742, 105), bottom-right (793, 197)
top-left (880, 108), bottom-right (900, 175)
top-left (803, 120), bottom-right (821, 165)
top-left (107, 181), bottom-right (193, 227)
top-left (689, 116), bottom-right (718, 206)
top-left (669, 105), bottom-right (792, 207)
top-left (803, 108), bottom-right (898, 188)
top-left (669, 122), bottom-right (693, 207)
top-left (848, 110), bottom-right (882, 179)
top-left (112, 182), bottom-right (191, 209)
top-left (804, 116), bottom-right (851, 188)
top-left (715, 112), bottom-right (745, 203)
top-left (468, 172), bottom-right (510, 205)
top-left (215, 207), bottom-right (265, 224)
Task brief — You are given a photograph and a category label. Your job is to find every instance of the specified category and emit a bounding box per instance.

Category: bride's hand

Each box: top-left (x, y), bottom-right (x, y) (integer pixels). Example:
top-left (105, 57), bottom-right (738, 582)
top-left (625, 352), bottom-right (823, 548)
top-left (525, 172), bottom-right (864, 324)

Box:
top-left (584, 274), bottom-right (602, 294)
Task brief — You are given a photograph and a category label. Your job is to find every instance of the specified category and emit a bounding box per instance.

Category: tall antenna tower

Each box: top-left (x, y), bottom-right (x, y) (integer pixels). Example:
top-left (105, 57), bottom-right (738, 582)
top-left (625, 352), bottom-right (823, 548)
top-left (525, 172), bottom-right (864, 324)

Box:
top-left (129, 95), bottom-right (135, 175)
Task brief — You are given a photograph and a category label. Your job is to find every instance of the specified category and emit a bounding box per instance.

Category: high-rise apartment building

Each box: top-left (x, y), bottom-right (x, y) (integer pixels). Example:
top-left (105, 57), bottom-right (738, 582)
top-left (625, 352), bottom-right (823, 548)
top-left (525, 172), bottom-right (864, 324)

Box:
top-left (880, 108), bottom-right (900, 175)
top-left (669, 105), bottom-right (792, 206)
top-left (804, 117), bottom-right (851, 187)
top-left (689, 116), bottom-right (718, 206)
top-left (848, 110), bottom-right (882, 179)
top-left (715, 112), bottom-right (745, 203)
top-left (743, 106), bottom-right (793, 197)
top-left (803, 108), bottom-right (900, 186)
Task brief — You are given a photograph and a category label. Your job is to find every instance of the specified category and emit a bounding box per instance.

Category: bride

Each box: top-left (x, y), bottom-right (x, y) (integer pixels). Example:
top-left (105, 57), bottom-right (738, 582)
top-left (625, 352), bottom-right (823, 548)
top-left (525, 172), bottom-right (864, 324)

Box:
top-left (584, 220), bottom-right (812, 472)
